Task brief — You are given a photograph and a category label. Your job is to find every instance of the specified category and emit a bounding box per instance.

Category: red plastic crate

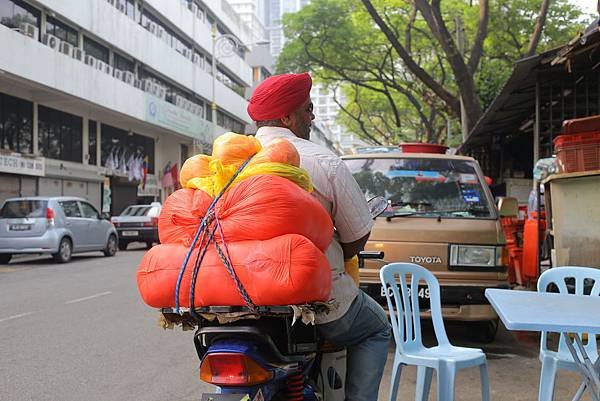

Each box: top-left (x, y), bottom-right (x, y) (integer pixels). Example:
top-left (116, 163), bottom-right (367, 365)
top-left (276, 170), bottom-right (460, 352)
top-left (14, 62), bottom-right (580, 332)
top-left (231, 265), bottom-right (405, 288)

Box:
top-left (553, 132), bottom-right (600, 173)
top-left (562, 115), bottom-right (600, 135)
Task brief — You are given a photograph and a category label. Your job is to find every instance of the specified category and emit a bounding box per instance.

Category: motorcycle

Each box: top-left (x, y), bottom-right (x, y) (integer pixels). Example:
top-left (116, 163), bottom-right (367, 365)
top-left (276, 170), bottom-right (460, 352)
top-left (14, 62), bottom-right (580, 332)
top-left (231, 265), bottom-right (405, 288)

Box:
top-left (163, 196), bottom-right (388, 401)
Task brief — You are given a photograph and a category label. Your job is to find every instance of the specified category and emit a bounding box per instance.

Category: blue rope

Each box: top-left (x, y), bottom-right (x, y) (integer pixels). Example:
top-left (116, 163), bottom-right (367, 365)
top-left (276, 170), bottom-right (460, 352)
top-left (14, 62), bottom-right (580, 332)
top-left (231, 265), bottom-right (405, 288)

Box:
top-left (174, 157), bottom-right (253, 314)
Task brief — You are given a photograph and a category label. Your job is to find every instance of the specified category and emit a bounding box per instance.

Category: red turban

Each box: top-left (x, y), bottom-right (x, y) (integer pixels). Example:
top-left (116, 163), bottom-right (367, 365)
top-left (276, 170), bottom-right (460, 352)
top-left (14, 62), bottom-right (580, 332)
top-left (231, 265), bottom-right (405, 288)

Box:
top-left (247, 73), bottom-right (312, 121)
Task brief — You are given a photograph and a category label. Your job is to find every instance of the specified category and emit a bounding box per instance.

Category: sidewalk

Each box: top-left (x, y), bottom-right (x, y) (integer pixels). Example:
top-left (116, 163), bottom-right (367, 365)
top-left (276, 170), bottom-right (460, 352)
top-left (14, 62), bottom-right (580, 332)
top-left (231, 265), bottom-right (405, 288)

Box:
top-left (377, 321), bottom-right (592, 400)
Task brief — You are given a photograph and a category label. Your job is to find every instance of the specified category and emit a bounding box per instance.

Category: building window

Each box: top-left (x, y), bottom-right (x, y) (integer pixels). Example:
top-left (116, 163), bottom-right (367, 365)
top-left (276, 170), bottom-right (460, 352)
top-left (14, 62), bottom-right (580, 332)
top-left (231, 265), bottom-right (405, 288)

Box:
top-left (0, 92), bottom-right (33, 154)
top-left (83, 36), bottom-right (109, 63)
top-left (125, 0), bottom-right (136, 20)
top-left (100, 124), bottom-right (155, 174)
top-left (88, 120), bottom-right (97, 165)
top-left (114, 53), bottom-right (134, 73)
top-left (0, 0), bottom-right (39, 30)
top-left (46, 16), bottom-right (77, 46)
top-left (38, 105), bottom-right (82, 163)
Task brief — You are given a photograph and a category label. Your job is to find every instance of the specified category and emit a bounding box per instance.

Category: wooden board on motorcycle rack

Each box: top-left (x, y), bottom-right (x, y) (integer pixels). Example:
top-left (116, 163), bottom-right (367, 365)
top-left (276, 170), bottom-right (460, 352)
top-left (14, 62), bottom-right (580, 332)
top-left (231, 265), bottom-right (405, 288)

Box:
top-left (137, 235), bottom-right (332, 308)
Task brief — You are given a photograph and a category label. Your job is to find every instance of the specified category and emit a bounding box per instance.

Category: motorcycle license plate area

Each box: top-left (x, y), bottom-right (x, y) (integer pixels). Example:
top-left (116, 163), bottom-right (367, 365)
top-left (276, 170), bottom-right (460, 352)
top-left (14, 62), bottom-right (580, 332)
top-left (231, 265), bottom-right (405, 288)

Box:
top-left (201, 394), bottom-right (251, 401)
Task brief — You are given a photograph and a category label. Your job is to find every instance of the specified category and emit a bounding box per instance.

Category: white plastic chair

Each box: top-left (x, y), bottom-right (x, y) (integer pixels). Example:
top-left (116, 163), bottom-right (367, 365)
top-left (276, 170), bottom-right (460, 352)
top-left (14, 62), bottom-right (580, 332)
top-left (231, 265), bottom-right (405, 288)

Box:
top-left (380, 262), bottom-right (490, 401)
top-left (537, 266), bottom-right (600, 401)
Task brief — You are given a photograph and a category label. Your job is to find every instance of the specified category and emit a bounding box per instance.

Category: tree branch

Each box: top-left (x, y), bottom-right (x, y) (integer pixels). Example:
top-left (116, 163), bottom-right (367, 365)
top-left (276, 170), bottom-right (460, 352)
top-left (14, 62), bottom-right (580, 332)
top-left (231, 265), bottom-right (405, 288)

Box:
top-left (526, 0), bottom-right (551, 57)
top-left (468, 0), bottom-right (489, 73)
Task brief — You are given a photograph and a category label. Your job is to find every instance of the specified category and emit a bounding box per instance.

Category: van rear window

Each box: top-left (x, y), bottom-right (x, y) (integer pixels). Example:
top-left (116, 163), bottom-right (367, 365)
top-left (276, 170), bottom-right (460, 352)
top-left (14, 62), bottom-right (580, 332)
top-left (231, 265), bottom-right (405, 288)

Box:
top-left (0, 200), bottom-right (48, 218)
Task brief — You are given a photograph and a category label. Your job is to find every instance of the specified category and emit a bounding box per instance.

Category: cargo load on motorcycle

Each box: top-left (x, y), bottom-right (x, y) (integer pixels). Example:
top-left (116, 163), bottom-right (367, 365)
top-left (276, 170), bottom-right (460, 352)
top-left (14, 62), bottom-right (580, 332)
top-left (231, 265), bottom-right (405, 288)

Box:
top-left (136, 132), bottom-right (334, 309)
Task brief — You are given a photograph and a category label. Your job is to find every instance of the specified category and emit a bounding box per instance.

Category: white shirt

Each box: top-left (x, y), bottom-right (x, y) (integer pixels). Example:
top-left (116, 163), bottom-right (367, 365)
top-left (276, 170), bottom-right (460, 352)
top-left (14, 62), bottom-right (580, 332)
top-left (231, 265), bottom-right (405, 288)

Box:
top-left (255, 127), bottom-right (373, 323)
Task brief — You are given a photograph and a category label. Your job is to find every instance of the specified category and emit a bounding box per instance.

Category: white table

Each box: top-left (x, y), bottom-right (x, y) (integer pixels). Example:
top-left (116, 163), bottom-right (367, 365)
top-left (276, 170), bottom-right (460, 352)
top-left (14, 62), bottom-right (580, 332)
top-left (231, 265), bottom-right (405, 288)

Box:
top-left (485, 288), bottom-right (600, 401)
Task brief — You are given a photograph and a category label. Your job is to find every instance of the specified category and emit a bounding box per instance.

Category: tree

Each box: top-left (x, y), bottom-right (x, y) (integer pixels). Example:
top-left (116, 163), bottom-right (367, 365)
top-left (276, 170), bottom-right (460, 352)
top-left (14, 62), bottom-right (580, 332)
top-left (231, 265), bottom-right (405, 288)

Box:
top-left (277, 0), bottom-right (585, 145)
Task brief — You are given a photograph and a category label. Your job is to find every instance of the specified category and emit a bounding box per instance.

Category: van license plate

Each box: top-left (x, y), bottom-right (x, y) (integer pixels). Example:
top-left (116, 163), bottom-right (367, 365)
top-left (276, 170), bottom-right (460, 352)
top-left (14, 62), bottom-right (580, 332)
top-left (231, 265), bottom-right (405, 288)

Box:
top-left (381, 285), bottom-right (430, 299)
top-left (121, 231), bottom-right (138, 236)
top-left (10, 224), bottom-right (31, 231)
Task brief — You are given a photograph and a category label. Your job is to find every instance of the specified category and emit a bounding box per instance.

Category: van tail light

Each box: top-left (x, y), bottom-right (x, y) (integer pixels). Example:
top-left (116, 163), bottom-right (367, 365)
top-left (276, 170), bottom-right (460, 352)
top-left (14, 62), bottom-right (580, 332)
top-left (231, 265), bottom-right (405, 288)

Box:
top-left (46, 208), bottom-right (55, 226)
top-left (199, 353), bottom-right (273, 386)
top-left (501, 247), bottom-right (509, 267)
top-left (143, 217), bottom-right (159, 227)
top-left (110, 217), bottom-right (120, 227)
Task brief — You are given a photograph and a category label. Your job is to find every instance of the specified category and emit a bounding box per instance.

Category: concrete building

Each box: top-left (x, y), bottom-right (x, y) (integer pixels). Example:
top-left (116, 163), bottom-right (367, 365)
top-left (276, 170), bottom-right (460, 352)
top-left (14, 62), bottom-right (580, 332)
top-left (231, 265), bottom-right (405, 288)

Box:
top-left (227, 0), bottom-right (267, 45)
top-left (0, 0), bottom-right (254, 214)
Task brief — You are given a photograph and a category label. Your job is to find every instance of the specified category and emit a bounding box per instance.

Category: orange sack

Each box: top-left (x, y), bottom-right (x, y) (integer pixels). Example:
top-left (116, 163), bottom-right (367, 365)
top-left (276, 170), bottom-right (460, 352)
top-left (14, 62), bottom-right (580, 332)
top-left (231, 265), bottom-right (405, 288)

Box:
top-left (248, 138), bottom-right (300, 167)
top-left (137, 235), bottom-right (332, 308)
top-left (212, 132), bottom-right (262, 167)
top-left (158, 175), bottom-right (333, 252)
top-left (179, 154), bottom-right (214, 188)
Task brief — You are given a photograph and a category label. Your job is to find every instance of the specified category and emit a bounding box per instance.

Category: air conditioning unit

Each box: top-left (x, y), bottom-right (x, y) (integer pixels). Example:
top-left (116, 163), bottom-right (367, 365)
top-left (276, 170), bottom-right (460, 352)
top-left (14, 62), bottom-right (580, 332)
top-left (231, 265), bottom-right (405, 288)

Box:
top-left (106, 0), bottom-right (115, 5)
top-left (146, 21), bottom-right (157, 34)
top-left (184, 100), bottom-right (194, 113)
top-left (123, 70), bottom-right (135, 85)
top-left (19, 22), bottom-right (38, 40)
top-left (181, 49), bottom-right (191, 60)
top-left (156, 26), bottom-right (164, 39)
top-left (134, 79), bottom-right (143, 89)
top-left (104, 64), bottom-right (114, 76)
top-left (72, 48), bottom-right (84, 61)
top-left (84, 54), bottom-right (98, 68)
top-left (142, 79), bottom-right (154, 93)
top-left (113, 68), bottom-right (123, 80)
top-left (155, 85), bottom-right (166, 100)
top-left (175, 95), bottom-right (185, 108)
top-left (95, 60), bottom-right (107, 73)
top-left (191, 53), bottom-right (201, 65)
top-left (165, 91), bottom-right (177, 104)
top-left (189, 3), bottom-right (198, 15)
top-left (58, 41), bottom-right (73, 57)
top-left (42, 33), bottom-right (60, 50)
top-left (115, 0), bottom-right (127, 13)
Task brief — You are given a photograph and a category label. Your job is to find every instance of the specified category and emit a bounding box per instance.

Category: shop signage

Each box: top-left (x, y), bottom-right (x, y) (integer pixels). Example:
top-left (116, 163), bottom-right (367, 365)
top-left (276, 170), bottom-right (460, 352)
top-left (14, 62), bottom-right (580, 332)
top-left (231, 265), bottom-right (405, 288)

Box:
top-left (145, 96), bottom-right (212, 141)
top-left (137, 174), bottom-right (160, 197)
top-left (0, 153), bottom-right (45, 176)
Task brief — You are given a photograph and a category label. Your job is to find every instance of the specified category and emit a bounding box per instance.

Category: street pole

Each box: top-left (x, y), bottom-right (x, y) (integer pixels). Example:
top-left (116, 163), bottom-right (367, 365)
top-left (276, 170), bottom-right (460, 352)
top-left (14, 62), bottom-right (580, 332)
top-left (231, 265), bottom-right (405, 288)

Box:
top-left (211, 22), bottom-right (217, 139)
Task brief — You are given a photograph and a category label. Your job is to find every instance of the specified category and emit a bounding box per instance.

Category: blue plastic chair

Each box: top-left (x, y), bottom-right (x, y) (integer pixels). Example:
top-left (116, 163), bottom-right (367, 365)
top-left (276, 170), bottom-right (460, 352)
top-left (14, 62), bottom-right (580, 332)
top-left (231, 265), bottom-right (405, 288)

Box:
top-left (537, 266), bottom-right (600, 401)
top-left (380, 263), bottom-right (490, 401)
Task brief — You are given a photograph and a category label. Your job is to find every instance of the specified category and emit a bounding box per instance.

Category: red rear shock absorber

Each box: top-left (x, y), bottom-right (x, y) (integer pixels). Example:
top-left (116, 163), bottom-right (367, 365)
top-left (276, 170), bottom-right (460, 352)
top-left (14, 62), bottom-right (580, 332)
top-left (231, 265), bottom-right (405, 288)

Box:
top-left (286, 367), bottom-right (304, 401)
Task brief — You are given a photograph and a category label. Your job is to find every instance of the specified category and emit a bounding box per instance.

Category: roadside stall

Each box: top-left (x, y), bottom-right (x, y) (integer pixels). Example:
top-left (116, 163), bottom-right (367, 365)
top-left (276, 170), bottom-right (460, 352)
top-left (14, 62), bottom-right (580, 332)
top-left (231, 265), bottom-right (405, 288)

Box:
top-left (543, 115), bottom-right (600, 269)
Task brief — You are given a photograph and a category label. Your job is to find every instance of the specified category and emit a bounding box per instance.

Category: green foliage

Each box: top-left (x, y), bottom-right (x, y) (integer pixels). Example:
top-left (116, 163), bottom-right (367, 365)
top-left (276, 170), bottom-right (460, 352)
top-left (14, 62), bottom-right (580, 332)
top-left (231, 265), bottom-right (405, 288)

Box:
top-left (277, 0), bottom-right (586, 146)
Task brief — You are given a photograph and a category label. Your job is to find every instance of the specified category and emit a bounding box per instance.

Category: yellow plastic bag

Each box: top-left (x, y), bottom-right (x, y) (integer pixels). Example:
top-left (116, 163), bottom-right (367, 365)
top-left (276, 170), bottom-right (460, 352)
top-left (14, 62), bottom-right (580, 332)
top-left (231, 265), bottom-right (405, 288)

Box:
top-left (345, 256), bottom-right (360, 286)
top-left (235, 162), bottom-right (313, 192)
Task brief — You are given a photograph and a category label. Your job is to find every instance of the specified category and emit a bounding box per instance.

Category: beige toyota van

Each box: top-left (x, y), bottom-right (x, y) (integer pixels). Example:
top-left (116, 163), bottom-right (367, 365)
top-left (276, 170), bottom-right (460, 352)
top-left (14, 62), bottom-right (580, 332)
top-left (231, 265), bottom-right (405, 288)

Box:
top-left (343, 147), bottom-right (509, 342)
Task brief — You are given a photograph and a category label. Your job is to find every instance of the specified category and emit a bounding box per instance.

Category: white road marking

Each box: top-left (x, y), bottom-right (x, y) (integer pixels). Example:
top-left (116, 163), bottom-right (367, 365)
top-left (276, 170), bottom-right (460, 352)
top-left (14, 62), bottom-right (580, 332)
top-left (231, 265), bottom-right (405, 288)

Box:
top-left (0, 311), bottom-right (34, 323)
top-left (65, 291), bottom-right (112, 304)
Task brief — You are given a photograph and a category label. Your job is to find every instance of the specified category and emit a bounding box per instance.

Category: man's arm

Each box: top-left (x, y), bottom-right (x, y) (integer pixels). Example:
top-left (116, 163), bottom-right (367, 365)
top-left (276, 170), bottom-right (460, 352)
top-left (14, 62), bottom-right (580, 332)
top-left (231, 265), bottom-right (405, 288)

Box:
top-left (341, 232), bottom-right (371, 260)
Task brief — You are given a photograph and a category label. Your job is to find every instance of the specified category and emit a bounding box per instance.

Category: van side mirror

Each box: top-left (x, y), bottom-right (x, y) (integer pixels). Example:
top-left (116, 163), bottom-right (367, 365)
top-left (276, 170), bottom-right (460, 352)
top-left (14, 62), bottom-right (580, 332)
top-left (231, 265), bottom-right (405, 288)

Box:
top-left (497, 197), bottom-right (519, 217)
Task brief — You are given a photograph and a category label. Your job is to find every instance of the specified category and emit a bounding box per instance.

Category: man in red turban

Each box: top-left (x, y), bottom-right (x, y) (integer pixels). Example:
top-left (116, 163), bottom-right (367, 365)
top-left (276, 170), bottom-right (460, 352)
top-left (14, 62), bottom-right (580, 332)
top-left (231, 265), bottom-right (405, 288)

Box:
top-left (250, 74), bottom-right (391, 401)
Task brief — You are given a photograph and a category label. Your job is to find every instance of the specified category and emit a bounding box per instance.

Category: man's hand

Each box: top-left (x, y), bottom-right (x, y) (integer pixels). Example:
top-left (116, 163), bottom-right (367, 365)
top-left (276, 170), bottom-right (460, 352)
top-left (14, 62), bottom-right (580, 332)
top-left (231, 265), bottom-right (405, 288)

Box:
top-left (341, 232), bottom-right (371, 260)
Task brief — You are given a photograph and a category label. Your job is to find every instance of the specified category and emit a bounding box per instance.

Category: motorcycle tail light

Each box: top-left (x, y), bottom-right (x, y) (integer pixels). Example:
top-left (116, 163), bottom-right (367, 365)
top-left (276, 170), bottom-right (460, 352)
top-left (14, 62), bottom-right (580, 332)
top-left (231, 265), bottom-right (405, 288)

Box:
top-left (200, 353), bottom-right (273, 386)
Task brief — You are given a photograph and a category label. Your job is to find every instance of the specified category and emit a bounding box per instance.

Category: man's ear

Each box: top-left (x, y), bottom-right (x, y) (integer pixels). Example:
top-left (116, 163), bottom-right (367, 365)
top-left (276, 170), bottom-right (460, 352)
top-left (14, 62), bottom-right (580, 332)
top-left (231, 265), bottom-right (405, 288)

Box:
top-left (280, 114), bottom-right (293, 128)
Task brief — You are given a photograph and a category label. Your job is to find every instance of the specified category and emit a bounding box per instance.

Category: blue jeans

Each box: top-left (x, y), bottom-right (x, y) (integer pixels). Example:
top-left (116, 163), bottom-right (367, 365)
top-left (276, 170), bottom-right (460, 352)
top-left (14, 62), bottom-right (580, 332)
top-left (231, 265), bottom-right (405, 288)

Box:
top-left (317, 290), bottom-right (391, 401)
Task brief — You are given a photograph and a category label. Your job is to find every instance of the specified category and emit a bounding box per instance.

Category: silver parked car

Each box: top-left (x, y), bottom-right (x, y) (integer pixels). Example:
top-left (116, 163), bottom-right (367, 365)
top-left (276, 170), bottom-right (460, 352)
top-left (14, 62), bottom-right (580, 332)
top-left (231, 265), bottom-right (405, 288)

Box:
top-left (0, 197), bottom-right (118, 264)
top-left (110, 202), bottom-right (161, 250)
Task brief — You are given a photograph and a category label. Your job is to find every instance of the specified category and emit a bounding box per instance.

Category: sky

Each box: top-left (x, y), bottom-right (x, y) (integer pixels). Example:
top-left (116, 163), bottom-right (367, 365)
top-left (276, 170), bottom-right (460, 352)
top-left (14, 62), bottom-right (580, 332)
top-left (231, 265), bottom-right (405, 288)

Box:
top-left (577, 0), bottom-right (598, 14)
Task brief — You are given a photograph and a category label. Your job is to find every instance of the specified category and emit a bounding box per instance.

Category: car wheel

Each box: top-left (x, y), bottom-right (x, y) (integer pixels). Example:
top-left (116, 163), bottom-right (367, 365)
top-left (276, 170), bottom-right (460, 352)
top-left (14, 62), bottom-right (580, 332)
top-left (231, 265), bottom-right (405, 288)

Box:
top-left (53, 238), bottom-right (72, 263)
top-left (0, 254), bottom-right (12, 264)
top-left (104, 234), bottom-right (117, 257)
top-left (469, 319), bottom-right (499, 343)
top-left (118, 241), bottom-right (128, 251)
